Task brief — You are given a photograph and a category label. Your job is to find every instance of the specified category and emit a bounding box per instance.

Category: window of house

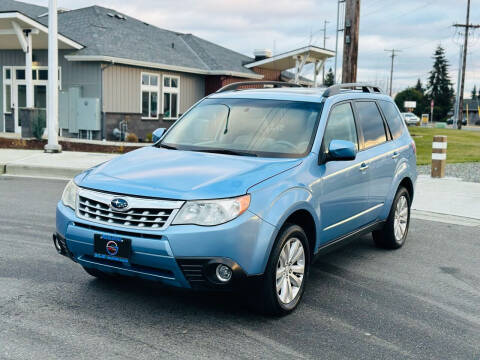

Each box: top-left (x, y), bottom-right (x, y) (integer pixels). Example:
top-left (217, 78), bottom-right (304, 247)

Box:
top-left (3, 67), bottom-right (12, 114)
top-left (16, 69), bottom-right (25, 80)
top-left (163, 75), bottom-right (179, 119)
top-left (141, 73), bottom-right (159, 119)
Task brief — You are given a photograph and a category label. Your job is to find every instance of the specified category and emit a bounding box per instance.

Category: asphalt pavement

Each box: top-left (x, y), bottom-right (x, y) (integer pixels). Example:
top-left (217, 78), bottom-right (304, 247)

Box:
top-left (1, 176), bottom-right (479, 360)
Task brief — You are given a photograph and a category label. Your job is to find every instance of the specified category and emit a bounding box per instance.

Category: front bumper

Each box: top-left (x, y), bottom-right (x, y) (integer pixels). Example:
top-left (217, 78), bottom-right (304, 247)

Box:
top-left (56, 201), bottom-right (277, 289)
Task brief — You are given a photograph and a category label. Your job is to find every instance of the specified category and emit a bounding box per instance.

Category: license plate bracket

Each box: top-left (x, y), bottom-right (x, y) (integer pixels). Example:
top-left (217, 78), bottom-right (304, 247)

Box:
top-left (94, 234), bottom-right (131, 263)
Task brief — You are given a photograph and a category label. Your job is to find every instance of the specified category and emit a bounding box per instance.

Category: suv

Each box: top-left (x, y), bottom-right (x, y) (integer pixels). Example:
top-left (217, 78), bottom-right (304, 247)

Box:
top-left (54, 82), bottom-right (417, 315)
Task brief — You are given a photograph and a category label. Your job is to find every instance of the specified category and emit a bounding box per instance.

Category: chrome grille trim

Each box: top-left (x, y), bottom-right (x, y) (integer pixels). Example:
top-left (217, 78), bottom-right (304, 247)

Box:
top-left (76, 188), bottom-right (184, 230)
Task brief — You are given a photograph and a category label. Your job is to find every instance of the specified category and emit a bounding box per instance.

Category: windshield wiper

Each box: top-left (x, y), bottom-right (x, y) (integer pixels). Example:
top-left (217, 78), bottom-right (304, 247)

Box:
top-left (158, 143), bottom-right (178, 150)
top-left (192, 148), bottom-right (258, 157)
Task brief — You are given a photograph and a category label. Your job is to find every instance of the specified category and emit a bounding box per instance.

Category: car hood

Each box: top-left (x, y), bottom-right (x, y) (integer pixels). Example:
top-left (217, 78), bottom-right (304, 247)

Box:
top-left (76, 146), bottom-right (302, 200)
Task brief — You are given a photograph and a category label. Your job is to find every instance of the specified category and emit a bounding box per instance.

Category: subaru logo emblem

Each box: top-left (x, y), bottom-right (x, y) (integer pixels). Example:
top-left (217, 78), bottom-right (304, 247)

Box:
top-left (111, 198), bottom-right (129, 211)
top-left (106, 240), bottom-right (119, 256)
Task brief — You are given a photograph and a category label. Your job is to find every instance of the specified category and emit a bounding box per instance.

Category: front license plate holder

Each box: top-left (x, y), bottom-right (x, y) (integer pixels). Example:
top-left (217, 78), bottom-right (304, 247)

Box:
top-left (93, 234), bottom-right (131, 263)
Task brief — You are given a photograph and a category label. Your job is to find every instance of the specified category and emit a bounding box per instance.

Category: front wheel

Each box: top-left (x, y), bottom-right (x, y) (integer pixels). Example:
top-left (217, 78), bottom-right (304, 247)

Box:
top-left (255, 224), bottom-right (310, 316)
top-left (373, 187), bottom-right (411, 249)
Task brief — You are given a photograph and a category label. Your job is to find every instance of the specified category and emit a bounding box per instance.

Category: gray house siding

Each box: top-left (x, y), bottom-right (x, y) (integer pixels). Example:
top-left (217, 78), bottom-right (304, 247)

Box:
top-left (102, 64), bottom-right (205, 141)
top-left (1, 50), bottom-right (102, 133)
top-left (102, 64), bottom-right (205, 114)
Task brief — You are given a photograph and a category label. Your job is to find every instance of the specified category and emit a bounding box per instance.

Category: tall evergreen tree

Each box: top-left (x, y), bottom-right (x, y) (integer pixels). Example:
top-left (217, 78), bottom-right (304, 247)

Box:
top-left (415, 78), bottom-right (424, 94)
top-left (471, 85), bottom-right (477, 100)
top-left (324, 68), bottom-right (335, 87)
top-left (426, 45), bottom-right (454, 121)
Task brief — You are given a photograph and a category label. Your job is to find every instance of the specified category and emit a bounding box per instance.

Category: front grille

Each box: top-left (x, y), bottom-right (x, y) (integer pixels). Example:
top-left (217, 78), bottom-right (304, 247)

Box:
top-left (76, 188), bottom-right (183, 230)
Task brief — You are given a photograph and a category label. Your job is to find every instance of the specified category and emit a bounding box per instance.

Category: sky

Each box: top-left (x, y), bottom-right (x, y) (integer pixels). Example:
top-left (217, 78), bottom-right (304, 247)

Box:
top-left (26, 0), bottom-right (480, 96)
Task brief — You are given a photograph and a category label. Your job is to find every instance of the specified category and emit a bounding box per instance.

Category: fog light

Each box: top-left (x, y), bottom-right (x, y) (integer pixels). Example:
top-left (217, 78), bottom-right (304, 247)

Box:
top-left (216, 264), bottom-right (232, 282)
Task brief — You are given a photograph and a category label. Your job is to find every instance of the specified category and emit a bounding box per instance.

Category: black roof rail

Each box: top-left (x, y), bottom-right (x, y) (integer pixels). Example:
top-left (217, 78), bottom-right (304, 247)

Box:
top-left (322, 83), bottom-right (384, 97)
top-left (216, 81), bottom-right (302, 93)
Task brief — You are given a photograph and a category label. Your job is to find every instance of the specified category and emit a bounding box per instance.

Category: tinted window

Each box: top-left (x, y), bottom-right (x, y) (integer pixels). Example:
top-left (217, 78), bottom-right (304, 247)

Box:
top-left (355, 101), bottom-right (387, 149)
top-left (323, 103), bottom-right (358, 151)
top-left (379, 100), bottom-right (404, 139)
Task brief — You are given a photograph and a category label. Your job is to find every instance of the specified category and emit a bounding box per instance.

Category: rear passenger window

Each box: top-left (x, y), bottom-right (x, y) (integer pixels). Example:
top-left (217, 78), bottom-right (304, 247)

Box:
top-left (323, 103), bottom-right (358, 151)
top-left (354, 101), bottom-right (387, 149)
top-left (378, 100), bottom-right (404, 139)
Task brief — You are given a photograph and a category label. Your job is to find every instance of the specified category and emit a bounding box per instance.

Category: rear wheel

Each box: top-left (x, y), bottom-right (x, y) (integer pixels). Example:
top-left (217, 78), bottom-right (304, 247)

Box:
top-left (255, 224), bottom-right (310, 316)
top-left (373, 187), bottom-right (411, 249)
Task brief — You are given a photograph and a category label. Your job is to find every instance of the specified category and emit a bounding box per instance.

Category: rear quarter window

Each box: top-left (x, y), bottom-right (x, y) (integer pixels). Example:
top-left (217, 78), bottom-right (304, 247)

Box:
top-left (379, 100), bottom-right (404, 139)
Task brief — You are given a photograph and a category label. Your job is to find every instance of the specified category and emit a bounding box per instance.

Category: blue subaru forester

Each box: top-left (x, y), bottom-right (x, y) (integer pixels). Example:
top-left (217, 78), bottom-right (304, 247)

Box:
top-left (55, 82), bottom-right (417, 315)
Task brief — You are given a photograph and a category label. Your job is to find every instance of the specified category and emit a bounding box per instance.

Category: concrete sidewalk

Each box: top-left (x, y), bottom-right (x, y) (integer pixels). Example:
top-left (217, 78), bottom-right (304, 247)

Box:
top-left (0, 149), bottom-right (116, 178)
top-left (1, 148), bottom-right (479, 225)
top-left (411, 175), bottom-right (480, 225)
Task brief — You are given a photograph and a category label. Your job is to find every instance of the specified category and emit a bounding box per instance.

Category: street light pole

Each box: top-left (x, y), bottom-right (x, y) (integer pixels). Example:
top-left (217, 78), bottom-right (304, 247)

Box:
top-left (44, 0), bottom-right (62, 153)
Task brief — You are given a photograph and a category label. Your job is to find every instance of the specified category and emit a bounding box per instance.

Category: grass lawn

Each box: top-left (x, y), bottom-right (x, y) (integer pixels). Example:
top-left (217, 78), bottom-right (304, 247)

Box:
top-left (408, 127), bottom-right (480, 165)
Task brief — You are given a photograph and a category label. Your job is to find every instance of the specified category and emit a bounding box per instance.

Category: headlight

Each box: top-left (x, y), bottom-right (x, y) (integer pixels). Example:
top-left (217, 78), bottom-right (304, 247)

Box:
top-left (61, 180), bottom-right (78, 210)
top-left (172, 194), bottom-right (250, 226)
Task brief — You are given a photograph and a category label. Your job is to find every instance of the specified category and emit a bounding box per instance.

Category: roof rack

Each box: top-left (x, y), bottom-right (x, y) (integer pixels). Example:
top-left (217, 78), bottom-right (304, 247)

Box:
top-left (322, 83), bottom-right (384, 97)
top-left (216, 81), bottom-right (302, 93)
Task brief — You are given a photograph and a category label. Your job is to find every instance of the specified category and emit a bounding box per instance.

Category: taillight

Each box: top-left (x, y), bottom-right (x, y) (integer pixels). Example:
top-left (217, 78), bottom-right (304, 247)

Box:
top-left (411, 139), bottom-right (416, 154)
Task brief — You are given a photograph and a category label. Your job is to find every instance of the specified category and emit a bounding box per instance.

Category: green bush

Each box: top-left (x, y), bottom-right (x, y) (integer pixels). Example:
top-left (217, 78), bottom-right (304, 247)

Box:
top-left (32, 111), bottom-right (46, 140)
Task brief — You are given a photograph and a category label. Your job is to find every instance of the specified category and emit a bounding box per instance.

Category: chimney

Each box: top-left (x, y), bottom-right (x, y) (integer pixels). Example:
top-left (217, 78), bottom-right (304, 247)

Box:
top-left (254, 49), bottom-right (273, 61)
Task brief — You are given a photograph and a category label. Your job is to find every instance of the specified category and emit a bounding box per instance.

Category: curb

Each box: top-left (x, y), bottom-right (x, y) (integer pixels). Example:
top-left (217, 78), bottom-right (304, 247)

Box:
top-left (4, 164), bottom-right (84, 179)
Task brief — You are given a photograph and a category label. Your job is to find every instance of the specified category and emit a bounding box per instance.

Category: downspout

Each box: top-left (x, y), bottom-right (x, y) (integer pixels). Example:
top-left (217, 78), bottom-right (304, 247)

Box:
top-left (100, 60), bottom-right (114, 140)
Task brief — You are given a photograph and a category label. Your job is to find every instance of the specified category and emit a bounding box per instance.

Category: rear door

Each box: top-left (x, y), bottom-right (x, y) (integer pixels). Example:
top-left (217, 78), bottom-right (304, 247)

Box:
top-left (353, 100), bottom-right (393, 220)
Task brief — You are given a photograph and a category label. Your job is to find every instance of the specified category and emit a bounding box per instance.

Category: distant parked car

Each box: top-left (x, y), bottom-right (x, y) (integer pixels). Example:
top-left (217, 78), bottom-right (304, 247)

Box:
top-left (402, 112), bottom-right (420, 126)
top-left (446, 117), bottom-right (467, 126)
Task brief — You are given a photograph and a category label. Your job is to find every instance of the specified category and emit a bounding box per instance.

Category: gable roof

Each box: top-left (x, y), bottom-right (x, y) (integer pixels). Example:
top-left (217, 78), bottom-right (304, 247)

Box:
top-left (0, 0), bottom-right (47, 18)
top-left (0, 1), bottom-right (260, 78)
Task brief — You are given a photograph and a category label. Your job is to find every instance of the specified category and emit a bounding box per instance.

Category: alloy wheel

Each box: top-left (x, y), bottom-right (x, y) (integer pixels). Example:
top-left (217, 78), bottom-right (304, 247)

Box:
top-left (394, 195), bottom-right (408, 242)
top-left (275, 238), bottom-right (305, 304)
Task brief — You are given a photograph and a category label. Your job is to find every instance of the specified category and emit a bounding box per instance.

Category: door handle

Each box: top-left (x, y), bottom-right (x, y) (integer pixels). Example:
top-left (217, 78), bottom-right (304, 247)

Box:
top-left (392, 152), bottom-right (400, 159)
top-left (359, 163), bottom-right (369, 171)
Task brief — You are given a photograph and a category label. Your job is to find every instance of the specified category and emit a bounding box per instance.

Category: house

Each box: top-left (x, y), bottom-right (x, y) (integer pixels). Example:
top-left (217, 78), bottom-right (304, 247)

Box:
top-left (0, 0), bottom-right (334, 141)
top-left (463, 99), bottom-right (480, 125)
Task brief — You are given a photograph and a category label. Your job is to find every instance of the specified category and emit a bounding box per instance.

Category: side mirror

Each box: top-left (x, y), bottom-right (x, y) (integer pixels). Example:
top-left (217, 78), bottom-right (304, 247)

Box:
top-left (327, 139), bottom-right (356, 161)
top-left (152, 128), bottom-right (166, 143)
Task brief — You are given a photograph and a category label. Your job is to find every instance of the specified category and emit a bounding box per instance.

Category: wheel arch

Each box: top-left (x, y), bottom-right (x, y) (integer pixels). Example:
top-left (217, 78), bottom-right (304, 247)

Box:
top-left (282, 209), bottom-right (317, 262)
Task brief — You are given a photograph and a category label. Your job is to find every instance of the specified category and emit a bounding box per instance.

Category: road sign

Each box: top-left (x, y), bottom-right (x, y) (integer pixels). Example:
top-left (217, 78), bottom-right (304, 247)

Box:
top-left (404, 101), bottom-right (416, 108)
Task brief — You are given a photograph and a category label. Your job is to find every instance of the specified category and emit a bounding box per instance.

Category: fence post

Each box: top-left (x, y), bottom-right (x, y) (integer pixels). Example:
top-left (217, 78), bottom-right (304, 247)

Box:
top-left (431, 135), bottom-right (447, 178)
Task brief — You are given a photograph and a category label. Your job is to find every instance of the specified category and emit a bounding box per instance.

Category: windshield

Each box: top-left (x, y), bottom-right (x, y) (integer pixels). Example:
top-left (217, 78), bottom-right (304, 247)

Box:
top-left (159, 98), bottom-right (323, 158)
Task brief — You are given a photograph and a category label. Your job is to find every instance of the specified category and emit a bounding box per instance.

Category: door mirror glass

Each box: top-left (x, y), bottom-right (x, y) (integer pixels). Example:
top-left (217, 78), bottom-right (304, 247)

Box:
top-left (327, 139), bottom-right (356, 161)
top-left (152, 128), bottom-right (166, 143)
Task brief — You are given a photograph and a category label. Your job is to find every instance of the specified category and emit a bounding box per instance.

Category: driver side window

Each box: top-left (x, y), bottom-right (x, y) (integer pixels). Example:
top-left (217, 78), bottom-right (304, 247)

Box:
top-left (323, 102), bottom-right (358, 152)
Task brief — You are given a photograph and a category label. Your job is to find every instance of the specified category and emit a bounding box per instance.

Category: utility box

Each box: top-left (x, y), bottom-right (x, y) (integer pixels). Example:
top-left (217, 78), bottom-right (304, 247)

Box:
top-left (59, 87), bottom-right (100, 134)
top-left (77, 98), bottom-right (100, 131)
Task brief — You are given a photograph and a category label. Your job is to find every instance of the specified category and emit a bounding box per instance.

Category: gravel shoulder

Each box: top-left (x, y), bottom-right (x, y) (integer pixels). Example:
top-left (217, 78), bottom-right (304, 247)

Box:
top-left (417, 162), bottom-right (480, 183)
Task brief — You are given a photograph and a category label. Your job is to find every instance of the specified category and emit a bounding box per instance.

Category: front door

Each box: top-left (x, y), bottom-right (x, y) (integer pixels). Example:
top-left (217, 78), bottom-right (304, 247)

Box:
top-left (313, 101), bottom-right (371, 245)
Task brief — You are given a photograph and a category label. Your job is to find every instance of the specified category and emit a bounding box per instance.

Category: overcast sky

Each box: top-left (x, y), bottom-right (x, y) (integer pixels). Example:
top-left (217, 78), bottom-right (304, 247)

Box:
top-left (28, 0), bottom-right (480, 96)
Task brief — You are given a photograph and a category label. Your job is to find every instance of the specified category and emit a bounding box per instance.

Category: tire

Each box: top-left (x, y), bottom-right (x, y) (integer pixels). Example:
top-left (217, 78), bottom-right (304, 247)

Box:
top-left (82, 266), bottom-right (112, 280)
top-left (373, 187), bottom-right (411, 249)
top-left (255, 224), bottom-right (310, 316)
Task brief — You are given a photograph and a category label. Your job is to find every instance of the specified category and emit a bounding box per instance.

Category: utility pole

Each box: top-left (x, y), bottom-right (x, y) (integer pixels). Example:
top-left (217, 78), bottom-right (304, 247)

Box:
top-left (333, 0), bottom-right (345, 84)
top-left (342, 0), bottom-right (360, 83)
top-left (453, 44), bottom-right (463, 128)
top-left (453, 0), bottom-right (480, 129)
top-left (321, 20), bottom-right (329, 84)
top-left (385, 49), bottom-right (401, 96)
top-left (44, 0), bottom-right (62, 153)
